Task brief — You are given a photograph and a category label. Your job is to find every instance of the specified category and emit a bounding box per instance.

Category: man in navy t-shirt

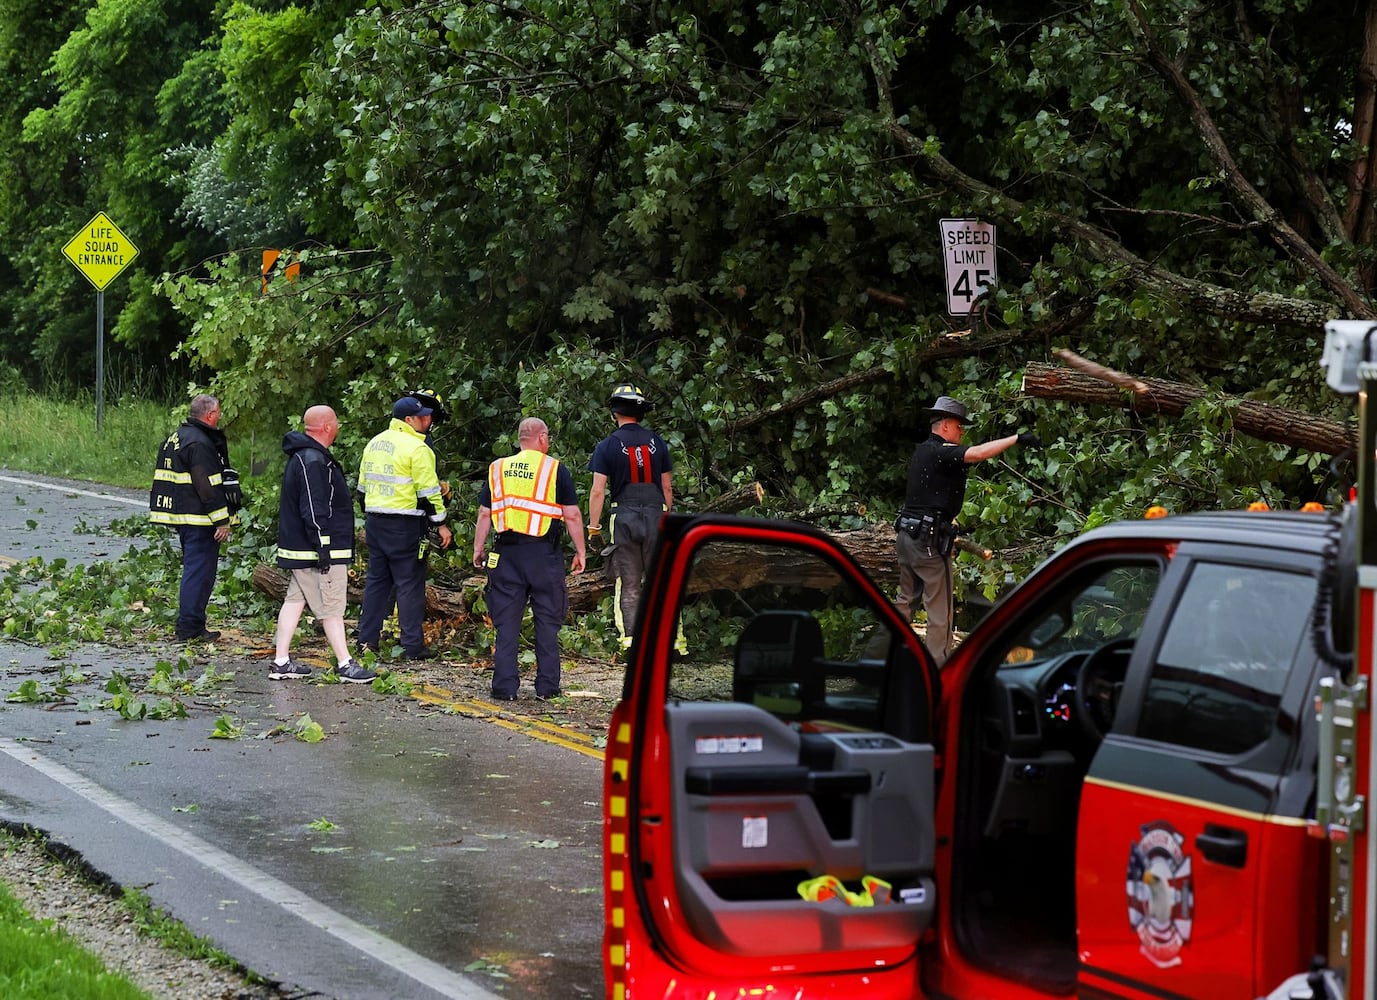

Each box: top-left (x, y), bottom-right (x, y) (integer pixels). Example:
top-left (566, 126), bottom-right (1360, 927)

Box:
top-left (587, 384), bottom-right (674, 650)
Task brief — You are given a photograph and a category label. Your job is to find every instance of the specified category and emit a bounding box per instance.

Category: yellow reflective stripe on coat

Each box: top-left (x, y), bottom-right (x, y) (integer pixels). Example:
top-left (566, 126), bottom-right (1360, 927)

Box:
top-left (488, 451), bottom-right (562, 536)
top-left (358, 419), bottom-right (442, 514)
top-left (152, 469), bottom-right (223, 487)
top-left (150, 511), bottom-right (217, 526)
top-left (278, 546), bottom-right (353, 561)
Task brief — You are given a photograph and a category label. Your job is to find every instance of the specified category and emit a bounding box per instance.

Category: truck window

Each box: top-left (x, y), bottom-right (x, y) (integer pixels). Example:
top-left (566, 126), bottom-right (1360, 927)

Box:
top-left (1000, 562), bottom-right (1160, 667)
top-left (665, 537), bottom-right (912, 737)
top-left (1138, 562), bottom-right (1313, 755)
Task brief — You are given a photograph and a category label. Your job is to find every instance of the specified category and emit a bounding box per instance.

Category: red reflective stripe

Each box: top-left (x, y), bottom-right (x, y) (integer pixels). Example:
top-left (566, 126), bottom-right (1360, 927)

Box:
top-left (627, 445), bottom-right (652, 483)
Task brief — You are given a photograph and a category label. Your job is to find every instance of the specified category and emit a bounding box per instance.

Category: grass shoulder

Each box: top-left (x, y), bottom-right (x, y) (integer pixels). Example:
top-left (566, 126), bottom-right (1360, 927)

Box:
top-left (0, 828), bottom-right (277, 1000)
top-left (0, 393), bottom-right (177, 489)
top-left (0, 392), bottom-right (276, 490)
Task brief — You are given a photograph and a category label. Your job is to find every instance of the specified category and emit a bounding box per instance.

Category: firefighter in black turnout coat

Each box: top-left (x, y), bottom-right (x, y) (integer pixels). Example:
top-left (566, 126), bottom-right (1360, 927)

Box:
top-left (149, 393), bottom-right (241, 642)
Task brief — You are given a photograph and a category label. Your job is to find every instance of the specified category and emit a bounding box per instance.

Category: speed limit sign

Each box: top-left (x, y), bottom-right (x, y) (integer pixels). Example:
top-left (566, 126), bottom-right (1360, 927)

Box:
top-left (939, 218), bottom-right (997, 316)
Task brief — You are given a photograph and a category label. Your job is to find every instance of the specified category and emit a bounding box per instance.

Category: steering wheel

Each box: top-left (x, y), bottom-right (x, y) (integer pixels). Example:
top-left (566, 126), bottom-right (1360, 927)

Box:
top-left (1074, 638), bottom-right (1135, 742)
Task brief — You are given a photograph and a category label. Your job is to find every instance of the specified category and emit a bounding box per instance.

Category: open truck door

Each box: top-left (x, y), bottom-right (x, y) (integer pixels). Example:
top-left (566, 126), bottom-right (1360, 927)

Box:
top-left (602, 513), bottom-right (941, 999)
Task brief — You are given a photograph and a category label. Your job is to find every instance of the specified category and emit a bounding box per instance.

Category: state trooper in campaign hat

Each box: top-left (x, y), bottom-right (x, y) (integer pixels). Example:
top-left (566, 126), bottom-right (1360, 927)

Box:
top-left (922, 395), bottom-right (970, 424)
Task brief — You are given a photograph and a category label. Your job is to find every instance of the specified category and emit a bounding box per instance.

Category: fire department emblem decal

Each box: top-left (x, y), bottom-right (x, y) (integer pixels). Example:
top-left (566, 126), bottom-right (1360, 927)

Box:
top-left (1126, 820), bottom-right (1195, 968)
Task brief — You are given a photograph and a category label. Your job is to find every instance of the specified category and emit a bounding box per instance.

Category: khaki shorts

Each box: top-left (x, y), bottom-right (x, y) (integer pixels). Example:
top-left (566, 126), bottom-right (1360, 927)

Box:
top-left (285, 564), bottom-right (348, 619)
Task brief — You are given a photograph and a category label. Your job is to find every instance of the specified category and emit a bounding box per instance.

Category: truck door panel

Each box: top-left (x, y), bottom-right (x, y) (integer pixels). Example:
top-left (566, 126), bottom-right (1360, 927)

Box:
top-left (607, 517), bottom-right (939, 992)
top-left (668, 701), bottom-right (936, 956)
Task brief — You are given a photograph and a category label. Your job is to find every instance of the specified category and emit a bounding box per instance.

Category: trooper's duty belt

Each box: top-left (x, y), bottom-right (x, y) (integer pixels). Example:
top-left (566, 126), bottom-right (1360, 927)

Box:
top-left (895, 512), bottom-right (940, 537)
top-left (895, 512), bottom-right (956, 556)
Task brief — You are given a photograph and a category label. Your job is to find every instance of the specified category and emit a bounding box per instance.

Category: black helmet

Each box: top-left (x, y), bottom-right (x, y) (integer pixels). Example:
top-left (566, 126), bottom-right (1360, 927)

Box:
top-left (607, 383), bottom-right (650, 417)
top-left (404, 387), bottom-right (449, 425)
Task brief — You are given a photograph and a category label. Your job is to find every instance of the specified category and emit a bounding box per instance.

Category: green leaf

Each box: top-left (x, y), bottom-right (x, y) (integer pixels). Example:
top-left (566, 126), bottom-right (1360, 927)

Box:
top-left (210, 714), bottom-right (244, 740)
top-left (294, 714), bottom-right (325, 743)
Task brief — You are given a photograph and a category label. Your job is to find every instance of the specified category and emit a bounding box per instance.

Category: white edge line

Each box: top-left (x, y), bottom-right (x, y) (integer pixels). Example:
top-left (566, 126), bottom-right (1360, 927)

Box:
top-left (0, 739), bottom-right (498, 1000)
top-left (0, 474), bottom-right (145, 507)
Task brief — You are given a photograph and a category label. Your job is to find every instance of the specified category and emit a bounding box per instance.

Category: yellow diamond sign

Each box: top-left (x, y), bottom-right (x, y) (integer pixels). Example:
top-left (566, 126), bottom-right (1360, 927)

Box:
top-left (63, 212), bottom-right (138, 291)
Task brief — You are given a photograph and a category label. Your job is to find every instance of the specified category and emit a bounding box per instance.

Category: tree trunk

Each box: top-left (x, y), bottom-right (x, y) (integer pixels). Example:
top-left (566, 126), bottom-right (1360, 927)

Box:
top-left (251, 522), bottom-right (909, 619)
top-left (697, 481), bottom-right (765, 513)
top-left (250, 562), bottom-right (474, 619)
top-left (1021, 360), bottom-right (1356, 456)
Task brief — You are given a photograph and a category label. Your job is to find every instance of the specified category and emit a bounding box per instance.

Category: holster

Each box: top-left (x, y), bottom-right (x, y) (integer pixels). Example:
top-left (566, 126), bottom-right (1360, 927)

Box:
top-left (895, 513), bottom-right (956, 558)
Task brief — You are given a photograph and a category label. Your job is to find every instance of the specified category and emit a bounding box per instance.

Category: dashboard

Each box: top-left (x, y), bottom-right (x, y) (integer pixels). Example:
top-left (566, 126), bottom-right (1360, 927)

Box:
top-left (985, 650), bottom-right (1095, 758)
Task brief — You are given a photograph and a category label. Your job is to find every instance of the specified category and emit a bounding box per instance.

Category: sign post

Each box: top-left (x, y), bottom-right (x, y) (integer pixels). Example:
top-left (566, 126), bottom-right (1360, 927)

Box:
top-left (939, 218), bottom-right (997, 318)
top-left (62, 212), bottom-right (139, 433)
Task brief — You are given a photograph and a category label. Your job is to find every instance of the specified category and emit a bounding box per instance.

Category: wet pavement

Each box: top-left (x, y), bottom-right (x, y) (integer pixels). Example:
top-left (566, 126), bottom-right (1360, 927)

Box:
top-left (0, 469), bottom-right (148, 566)
top-left (0, 472), bottom-right (607, 999)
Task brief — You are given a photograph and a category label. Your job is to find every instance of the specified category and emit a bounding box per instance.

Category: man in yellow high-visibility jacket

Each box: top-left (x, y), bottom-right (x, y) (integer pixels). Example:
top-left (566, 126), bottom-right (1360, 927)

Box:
top-left (356, 396), bottom-right (452, 659)
top-left (473, 416), bottom-right (586, 700)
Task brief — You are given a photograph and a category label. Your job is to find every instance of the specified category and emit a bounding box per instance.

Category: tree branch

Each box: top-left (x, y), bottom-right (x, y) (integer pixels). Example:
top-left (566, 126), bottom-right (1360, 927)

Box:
top-left (885, 117), bottom-right (1351, 327)
top-left (1022, 359), bottom-right (1356, 456)
top-left (1121, 0), bottom-right (1370, 315)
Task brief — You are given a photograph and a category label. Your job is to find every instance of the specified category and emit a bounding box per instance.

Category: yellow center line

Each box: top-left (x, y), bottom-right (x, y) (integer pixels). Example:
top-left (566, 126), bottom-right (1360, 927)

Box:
top-left (410, 684), bottom-right (606, 760)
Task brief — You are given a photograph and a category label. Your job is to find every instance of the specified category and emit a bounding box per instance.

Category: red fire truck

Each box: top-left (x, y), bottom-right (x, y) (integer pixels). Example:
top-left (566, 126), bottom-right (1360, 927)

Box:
top-left (601, 321), bottom-right (1377, 999)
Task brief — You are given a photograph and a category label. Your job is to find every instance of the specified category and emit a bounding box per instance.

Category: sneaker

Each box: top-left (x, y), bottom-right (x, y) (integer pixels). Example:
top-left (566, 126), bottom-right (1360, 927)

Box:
top-left (490, 689), bottom-right (518, 701)
top-left (402, 647), bottom-right (436, 661)
top-left (336, 661), bottom-right (378, 685)
top-left (176, 628), bottom-right (221, 642)
top-left (268, 659), bottom-right (312, 681)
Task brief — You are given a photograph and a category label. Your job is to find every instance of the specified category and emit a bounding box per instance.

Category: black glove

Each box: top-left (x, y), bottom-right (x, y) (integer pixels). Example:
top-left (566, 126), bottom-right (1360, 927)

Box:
top-left (318, 550), bottom-right (330, 574)
top-left (1016, 432), bottom-right (1043, 449)
top-left (222, 467), bottom-right (243, 512)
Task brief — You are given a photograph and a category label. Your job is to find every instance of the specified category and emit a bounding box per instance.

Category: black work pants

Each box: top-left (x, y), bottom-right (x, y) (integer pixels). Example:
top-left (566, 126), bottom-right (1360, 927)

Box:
top-left (357, 515), bottom-right (428, 654)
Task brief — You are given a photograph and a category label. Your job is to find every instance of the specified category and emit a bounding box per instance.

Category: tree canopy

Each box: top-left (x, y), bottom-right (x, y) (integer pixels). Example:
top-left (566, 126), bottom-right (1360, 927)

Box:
top-left (3, 0), bottom-right (1375, 593)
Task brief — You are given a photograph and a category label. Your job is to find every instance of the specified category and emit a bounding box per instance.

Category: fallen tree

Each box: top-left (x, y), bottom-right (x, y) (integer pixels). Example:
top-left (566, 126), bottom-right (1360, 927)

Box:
top-left (250, 481), bottom-right (807, 619)
top-left (1023, 350), bottom-right (1356, 456)
top-left (252, 526), bottom-right (927, 623)
top-left (251, 522), bottom-right (907, 617)
top-left (254, 348), bottom-right (1354, 626)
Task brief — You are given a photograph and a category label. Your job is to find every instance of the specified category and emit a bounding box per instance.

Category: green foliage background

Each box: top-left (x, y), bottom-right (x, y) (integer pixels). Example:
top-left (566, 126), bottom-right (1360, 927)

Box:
top-left (0, 0), bottom-right (1371, 590)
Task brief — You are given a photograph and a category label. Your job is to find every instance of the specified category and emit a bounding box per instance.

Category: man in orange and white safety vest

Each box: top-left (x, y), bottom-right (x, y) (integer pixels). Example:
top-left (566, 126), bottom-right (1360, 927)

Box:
top-left (473, 416), bottom-right (587, 701)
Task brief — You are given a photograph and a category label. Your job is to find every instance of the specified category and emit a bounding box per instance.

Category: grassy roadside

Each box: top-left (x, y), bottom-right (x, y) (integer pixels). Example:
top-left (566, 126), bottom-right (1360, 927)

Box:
top-left (0, 391), bottom-right (277, 491)
top-left (0, 873), bottom-right (154, 1000)
top-left (0, 827), bottom-right (266, 1000)
top-left (0, 393), bottom-right (173, 489)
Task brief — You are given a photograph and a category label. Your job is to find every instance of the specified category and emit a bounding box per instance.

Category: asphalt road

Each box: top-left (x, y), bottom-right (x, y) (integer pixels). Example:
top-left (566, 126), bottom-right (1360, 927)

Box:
top-left (0, 471), bottom-right (606, 999)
